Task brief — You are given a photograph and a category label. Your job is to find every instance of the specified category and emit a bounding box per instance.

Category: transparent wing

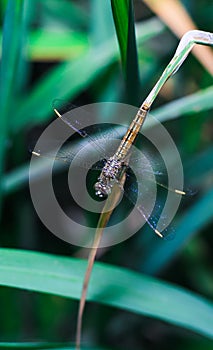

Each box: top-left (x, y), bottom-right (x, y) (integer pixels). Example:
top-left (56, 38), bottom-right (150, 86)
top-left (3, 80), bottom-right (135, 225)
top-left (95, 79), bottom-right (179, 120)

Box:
top-left (122, 177), bottom-right (176, 239)
top-left (31, 101), bottom-right (189, 239)
top-left (52, 100), bottom-right (126, 160)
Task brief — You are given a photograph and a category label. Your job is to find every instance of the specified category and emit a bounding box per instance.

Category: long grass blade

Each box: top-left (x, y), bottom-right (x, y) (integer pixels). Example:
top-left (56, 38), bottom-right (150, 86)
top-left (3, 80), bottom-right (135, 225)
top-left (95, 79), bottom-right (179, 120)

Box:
top-left (153, 85), bottom-right (213, 122)
top-left (142, 30), bottom-right (213, 109)
top-left (0, 0), bottom-right (25, 215)
top-left (111, 0), bottom-right (140, 104)
top-left (0, 248), bottom-right (213, 339)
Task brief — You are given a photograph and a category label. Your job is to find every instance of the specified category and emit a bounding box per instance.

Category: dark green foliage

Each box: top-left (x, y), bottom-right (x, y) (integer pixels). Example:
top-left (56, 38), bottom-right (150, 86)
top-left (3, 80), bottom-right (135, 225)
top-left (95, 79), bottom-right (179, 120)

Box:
top-left (0, 0), bottom-right (212, 349)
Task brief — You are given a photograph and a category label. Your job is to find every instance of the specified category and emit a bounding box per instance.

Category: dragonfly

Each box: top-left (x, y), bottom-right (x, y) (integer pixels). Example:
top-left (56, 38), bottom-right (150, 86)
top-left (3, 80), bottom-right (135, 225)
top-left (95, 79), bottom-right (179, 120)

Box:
top-left (32, 30), bottom-right (213, 238)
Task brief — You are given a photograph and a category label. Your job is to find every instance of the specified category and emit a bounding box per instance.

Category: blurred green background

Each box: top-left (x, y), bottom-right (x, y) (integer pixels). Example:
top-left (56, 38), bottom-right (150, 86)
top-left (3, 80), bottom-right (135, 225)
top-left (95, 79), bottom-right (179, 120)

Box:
top-left (0, 0), bottom-right (212, 349)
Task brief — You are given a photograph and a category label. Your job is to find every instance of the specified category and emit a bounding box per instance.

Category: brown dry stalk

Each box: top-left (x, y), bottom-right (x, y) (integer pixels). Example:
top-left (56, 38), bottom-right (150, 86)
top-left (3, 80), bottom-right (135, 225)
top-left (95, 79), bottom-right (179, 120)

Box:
top-left (75, 172), bottom-right (126, 349)
top-left (143, 0), bottom-right (213, 75)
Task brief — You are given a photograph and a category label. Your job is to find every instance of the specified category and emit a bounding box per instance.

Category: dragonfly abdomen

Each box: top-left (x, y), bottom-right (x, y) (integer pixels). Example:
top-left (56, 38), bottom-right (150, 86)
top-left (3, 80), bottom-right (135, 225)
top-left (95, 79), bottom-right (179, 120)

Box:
top-left (94, 106), bottom-right (149, 198)
top-left (115, 106), bottom-right (148, 160)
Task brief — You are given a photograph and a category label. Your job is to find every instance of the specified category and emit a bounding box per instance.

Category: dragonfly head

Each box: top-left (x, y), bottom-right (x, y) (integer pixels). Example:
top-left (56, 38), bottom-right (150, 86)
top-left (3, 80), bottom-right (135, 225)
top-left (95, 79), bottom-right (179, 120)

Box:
top-left (94, 179), bottom-right (111, 198)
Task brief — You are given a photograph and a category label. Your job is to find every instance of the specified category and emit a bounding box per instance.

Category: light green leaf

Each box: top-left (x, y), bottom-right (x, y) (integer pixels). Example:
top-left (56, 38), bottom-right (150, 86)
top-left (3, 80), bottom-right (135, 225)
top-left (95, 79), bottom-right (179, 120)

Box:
top-left (0, 249), bottom-right (213, 339)
top-left (28, 30), bottom-right (89, 60)
top-left (153, 85), bottom-right (213, 121)
top-left (0, 343), bottom-right (108, 350)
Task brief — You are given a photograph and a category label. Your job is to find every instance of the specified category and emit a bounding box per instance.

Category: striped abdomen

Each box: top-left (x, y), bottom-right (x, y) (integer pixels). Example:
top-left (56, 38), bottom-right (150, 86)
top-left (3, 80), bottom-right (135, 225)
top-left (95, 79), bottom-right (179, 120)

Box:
top-left (115, 106), bottom-right (149, 161)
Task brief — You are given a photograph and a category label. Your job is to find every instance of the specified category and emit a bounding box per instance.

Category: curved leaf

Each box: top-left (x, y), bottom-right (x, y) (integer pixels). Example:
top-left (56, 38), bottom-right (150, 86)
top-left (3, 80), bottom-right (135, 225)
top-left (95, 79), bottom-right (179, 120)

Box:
top-left (153, 86), bottom-right (213, 122)
top-left (0, 249), bottom-right (213, 339)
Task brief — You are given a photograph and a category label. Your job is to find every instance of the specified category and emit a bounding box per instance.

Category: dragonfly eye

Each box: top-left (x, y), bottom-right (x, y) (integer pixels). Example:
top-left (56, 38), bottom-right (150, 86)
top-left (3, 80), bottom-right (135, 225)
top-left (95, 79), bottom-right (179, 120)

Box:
top-left (94, 181), bottom-right (111, 198)
top-left (95, 190), bottom-right (106, 198)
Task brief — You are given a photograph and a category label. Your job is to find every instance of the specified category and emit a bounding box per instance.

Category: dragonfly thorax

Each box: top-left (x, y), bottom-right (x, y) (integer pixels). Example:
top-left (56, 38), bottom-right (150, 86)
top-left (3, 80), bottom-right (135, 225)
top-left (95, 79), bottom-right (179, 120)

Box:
top-left (94, 156), bottom-right (124, 198)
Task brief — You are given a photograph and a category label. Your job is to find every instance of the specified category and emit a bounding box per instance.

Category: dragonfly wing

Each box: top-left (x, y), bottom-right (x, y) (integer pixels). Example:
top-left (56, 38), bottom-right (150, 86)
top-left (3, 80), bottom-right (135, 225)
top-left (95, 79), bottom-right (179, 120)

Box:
top-left (53, 102), bottom-right (126, 161)
top-left (31, 138), bottom-right (108, 171)
top-left (121, 173), bottom-right (176, 239)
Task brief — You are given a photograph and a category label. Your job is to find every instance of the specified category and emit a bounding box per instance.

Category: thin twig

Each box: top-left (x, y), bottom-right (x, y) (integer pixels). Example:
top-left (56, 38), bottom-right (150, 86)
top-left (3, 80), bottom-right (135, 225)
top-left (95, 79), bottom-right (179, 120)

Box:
top-left (75, 172), bottom-right (126, 349)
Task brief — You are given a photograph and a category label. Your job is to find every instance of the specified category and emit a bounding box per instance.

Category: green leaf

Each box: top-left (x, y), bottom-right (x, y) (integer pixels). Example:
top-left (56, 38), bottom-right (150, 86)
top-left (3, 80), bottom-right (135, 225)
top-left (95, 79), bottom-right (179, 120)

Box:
top-left (28, 29), bottom-right (89, 60)
top-left (40, 0), bottom-right (89, 30)
top-left (12, 18), bottom-right (164, 133)
top-left (90, 0), bottom-right (115, 46)
top-left (111, 0), bottom-right (129, 68)
top-left (0, 28), bottom-right (89, 61)
top-left (0, 249), bottom-right (213, 339)
top-left (0, 343), bottom-right (69, 349)
top-left (2, 162), bottom-right (30, 195)
top-left (152, 85), bottom-right (213, 122)
top-left (0, 0), bottom-right (25, 210)
top-left (0, 343), bottom-right (108, 350)
top-left (111, 0), bottom-right (140, 104)
top-left (13, 39), bottom-right (118, 132)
